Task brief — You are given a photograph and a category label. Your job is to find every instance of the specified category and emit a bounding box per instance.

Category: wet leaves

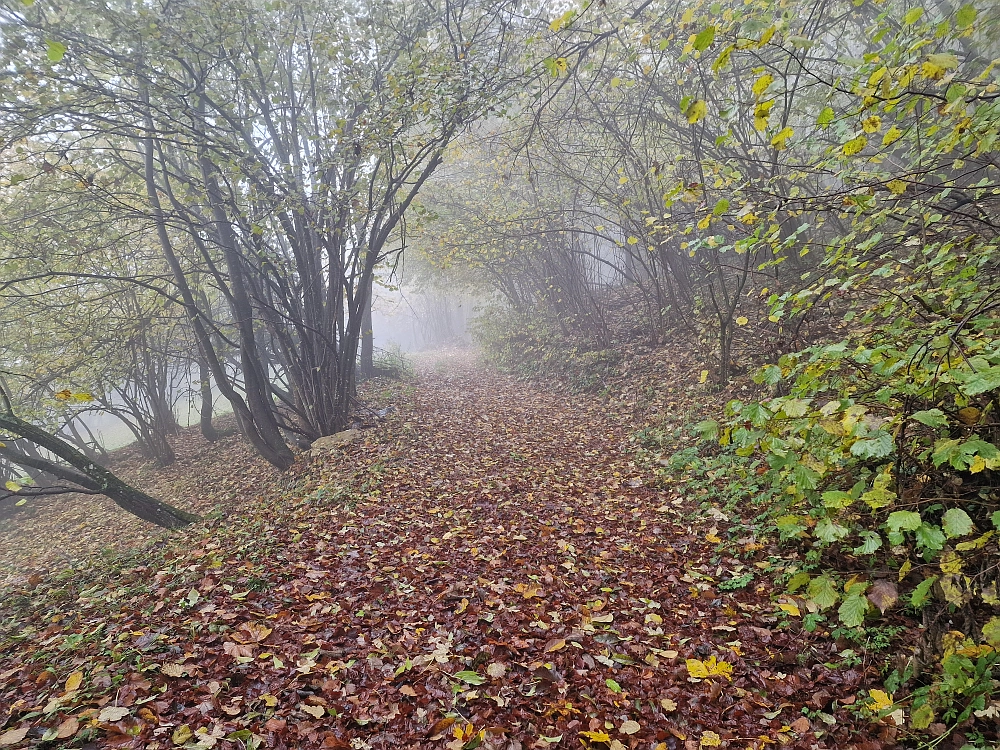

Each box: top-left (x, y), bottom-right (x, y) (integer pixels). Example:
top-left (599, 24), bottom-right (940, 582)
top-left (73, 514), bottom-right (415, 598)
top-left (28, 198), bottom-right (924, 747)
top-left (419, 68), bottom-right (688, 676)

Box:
top-left (0, 352), bottom-right (893, 749)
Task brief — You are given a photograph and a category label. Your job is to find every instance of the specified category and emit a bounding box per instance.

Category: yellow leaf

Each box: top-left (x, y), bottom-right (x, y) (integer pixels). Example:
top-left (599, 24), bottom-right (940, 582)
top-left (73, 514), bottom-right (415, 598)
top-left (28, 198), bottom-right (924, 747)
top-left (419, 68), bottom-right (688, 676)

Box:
top-left (686, 99), bottom-right (707, 123)
top-left (699, 370), bottom-right (709, 384)
top-left (898, 559), bottom-right (912, 582)
top-left (862, 116), bottom-right (882, 133)
top-left (261, 694), bottom-right (278, 707)
top-left (779, 602), bottom-right (800, 617)
top-left (882, 126), bottom-right (903, 146)
top-left (887, 180), bottom-right (908, 195)
top-left (770, 126), bottom-right (794, 149)
top-left (172, 725), bottom-right (193, 745)
top-left (842, 135), bottom-right (867, 156)
top-left (701, 731), bottom-right (722, 747)
top-left (554, 57), bottom-right (568, 75)
top-left (64, 671), bottom-right (83, 692)
top-left (922, 53), bottom-right (958, 80)
top-left (580, 731), bottom-right (611, 743)
top-left (686, 656), bottom-right (733, 681)
top-left (4, 481), bottom-right (20, 492)
top-left (455, 598), bottom-right (469, 614)
top-left (660, 697), bottom-right (678, 712)
top-left (619, 175), bottom-right (629, 184)
top-left (752, 74), bottom-right (774, 98)
top-left (757, 26), bottom-right (775, 47)
top-left (866, 689), bottom-right (893, 712)
top-left (302, 704), bottom-right (325, 718)
top-left (939, 552), bottom-right (963, 574)
top-left (754, 100), bottom-right (774, 131)
top-left (627, 236), bottom-right (639, 245)
top-left (697, 216), bottom-right (711, 230)
top-left (735, 316), bottom-right (749, 326)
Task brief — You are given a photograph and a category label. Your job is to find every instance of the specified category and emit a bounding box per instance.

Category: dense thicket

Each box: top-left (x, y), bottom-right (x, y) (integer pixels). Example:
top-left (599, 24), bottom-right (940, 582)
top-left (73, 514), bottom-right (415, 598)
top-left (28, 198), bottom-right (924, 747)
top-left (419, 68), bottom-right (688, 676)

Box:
top-left (0, 0), bottom-right (532, 521)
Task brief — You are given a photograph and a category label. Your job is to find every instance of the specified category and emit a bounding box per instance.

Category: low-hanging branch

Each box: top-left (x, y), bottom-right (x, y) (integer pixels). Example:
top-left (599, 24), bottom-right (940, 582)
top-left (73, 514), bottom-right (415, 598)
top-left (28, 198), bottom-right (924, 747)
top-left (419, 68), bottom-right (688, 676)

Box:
top-left (0, 390), bottom-right (199, 529)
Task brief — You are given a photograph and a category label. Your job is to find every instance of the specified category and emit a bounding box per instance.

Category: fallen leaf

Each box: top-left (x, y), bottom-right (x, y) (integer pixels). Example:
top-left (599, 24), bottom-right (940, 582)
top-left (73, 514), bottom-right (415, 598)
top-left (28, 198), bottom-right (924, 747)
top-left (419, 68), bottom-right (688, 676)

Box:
top-left (486, 662), bottom-right (506, 678)
top-left (64, 671), bottom-right (83, 692)
top-left (867, 580), bottom-right (898, 613)
top-left (0, 727), bottom-right (28, 746)
top-left (55, 717), bottom-right (80, 740)
top-left (660, 698), bottom-right (678, 712)
top-left (620, 720), bottom-right (640, 735)
top-left (544, 638), bottom-right (566, 653)
top-left (162, 663), bottom-right (187, 677)
top-left (790, 717), bottom-right (811, 733)
top-left (700, 731), bottom-right (722, 747)
top-left (172, 724), bottom-right (193, 745)
top-left (686, 656), bottom-right (733, 681)
top-left (454, 670), bottom-right (485, 685)
top-left (866, 689), bottom-right (893, 712)
top-left (302, 704), bottom-right (326, 718)
top-left (428, 717), bottom-right (457, 738)
top-left (98, 706), bottom-right (130, 723)
top-left (399, 685), bottom-right (417, 697)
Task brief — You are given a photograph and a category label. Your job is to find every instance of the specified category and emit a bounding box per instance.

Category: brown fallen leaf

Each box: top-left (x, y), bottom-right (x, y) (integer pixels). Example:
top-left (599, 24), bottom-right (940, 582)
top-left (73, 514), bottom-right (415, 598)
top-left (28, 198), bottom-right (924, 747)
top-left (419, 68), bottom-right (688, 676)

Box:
top-left (399, 684), bottom-right (418, 696)
top-left (544, 638), bottom-right (566, 653)
top-left (264, 718), bottom-right (287, 732)
top-left (620, 719), bottom-right (641, 735)
top-left (97, 706), bottom-right (130, 723)
top-left (867, 579), bottom-right (898, 613)
top-left (428, 716), bottom-right (457, 738)
top-left (790, 716), bottom-right (811, 734)
top-left (55, 717), bottom-right (80, 740)
top-left (0, 727), bottom-right (29, 747)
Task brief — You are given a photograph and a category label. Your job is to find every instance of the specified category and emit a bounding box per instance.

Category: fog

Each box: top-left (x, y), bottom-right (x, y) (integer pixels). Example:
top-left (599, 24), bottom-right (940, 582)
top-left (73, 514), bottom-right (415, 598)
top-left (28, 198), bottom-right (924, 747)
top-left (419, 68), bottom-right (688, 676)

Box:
top-left (77, 287), bottom-right (480, 451)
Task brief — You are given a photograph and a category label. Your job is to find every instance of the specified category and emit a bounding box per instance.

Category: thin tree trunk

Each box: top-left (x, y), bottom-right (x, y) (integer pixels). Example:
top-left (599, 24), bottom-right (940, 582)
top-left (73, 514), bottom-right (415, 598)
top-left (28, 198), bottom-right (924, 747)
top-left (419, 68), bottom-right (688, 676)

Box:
top-left (0, 411), bottom-right (198, 529)
top-left (198, 355), bottom-right (219, 442)
top-left (360, 276), bottom-right (374, 379)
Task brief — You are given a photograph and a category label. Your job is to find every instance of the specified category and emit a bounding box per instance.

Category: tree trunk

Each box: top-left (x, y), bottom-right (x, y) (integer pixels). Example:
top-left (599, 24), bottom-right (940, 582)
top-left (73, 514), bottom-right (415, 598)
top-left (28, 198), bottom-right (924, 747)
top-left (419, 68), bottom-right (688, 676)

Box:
top-left (360, 276), bottom-right (374, 379)
top-left (198, 354), bottom-right (219, 442)
top-left (0, 410), bottom-right (199, 529)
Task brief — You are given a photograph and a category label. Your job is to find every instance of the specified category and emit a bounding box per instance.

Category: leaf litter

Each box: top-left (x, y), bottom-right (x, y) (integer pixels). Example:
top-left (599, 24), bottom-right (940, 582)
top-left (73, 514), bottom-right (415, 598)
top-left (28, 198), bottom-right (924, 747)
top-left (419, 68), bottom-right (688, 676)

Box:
top-left (0, 351), bottom-right (895, 749)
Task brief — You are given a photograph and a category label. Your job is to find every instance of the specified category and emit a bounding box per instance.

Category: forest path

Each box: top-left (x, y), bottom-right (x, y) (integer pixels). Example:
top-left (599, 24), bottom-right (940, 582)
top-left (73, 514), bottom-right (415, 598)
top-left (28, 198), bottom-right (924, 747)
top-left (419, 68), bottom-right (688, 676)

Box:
top-left (0, 351), bottom-right (885, 750)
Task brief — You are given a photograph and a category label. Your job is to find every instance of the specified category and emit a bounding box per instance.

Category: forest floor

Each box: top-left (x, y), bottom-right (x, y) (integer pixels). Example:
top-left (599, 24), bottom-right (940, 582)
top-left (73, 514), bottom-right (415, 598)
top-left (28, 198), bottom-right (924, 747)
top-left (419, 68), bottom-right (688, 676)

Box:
top-left (0, 349), bottom-right (903, 750)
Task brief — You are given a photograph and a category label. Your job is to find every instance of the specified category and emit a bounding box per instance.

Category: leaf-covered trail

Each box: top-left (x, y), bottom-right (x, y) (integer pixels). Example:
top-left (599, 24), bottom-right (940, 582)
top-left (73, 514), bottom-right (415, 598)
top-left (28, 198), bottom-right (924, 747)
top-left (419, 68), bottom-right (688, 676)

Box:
top-left (1, 352), bottom-right (888, 750)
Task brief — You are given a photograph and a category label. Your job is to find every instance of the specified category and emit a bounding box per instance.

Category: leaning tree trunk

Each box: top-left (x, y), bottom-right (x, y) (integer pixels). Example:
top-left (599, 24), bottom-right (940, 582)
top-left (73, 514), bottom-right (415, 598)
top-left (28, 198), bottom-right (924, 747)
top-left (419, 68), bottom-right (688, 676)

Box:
top-left (0, 411), bottom-right (199, 529)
